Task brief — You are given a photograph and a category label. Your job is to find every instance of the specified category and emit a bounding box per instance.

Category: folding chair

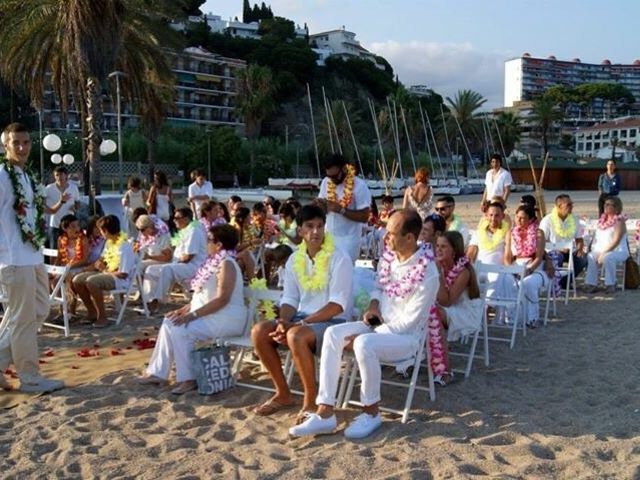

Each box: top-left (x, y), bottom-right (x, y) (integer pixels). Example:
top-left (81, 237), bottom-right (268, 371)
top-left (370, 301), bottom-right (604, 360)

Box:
top-left (475, 262), bottom-right (526, 349)
top-left (541, 241), bottom-right (575, 324)
top-left (447, 296), bottom-right (488, 378)
top-left (41, 248), bottom-right (72, 337)
top-left (339, 318), bottom-right (435, 424)
top-left (109, 252), bottom-right (149, 325)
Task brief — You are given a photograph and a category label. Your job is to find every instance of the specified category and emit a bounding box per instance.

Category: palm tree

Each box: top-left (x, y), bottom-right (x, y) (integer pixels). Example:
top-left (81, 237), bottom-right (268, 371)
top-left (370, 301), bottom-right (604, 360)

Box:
top-left (610, 136), bottom-right (619, 161)
top-left (443, 89), bottom-right (486, 177)
top-left (0, 0), bottom-right (182, 199)
top-left (493, 111), bottom-right (521, 157)
top-left (236, 64), bottom-right (275, 186)
top-left (530, 96), bottom-right (564, 159)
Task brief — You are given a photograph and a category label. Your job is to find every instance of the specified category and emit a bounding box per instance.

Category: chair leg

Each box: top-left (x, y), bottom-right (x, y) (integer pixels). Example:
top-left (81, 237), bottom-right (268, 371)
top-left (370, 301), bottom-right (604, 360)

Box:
top-left (483, 312), bottom-right (490, 367)
top-left (465, 330), bottom-right (480, 378)
top-left (341, 361), bottom-right (359, 409)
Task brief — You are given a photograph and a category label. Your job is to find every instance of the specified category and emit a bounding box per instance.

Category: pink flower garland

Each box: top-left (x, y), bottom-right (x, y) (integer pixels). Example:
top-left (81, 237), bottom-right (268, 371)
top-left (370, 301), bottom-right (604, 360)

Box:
top-left (190, 250), bottom-right (236, 292)
top-left (635, 220), bottom-right (640, 245)
top-left (138, 217), bottom-right (169, 250)
top-left (428, 256), bottom-right (470, 376)
top-left (377, 244), bottom-right (433, 299)
top-left (511, 221), bottom-right (539, 258)
top-left (597, 213), bottom-right (627, 230)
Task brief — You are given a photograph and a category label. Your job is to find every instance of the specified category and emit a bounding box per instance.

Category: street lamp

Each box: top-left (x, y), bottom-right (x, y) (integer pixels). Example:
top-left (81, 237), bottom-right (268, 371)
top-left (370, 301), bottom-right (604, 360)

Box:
top-left (108, 71), bottom-right (126, 193)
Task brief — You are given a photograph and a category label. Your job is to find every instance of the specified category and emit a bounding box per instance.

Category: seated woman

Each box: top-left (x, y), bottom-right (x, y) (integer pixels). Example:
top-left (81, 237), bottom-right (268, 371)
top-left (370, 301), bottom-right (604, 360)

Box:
top-left (500, 205), bottom-right (550, 328)
top-left (72, 215), bottom-right (135, 328)
top-left (199, 200), bottom-right (226, 230)
top-left (432, 231), bottom-right (483, 385)
top-left (139, 224), bottom-right (248, 394)
top-left (134, 214), bottom-right (172, 273)
top-left (584, 196), bottom-right (629, 294)
top-left (54, 214), bottom-right (90, 317)
top-left (231, 207), bottom-right (258, 281)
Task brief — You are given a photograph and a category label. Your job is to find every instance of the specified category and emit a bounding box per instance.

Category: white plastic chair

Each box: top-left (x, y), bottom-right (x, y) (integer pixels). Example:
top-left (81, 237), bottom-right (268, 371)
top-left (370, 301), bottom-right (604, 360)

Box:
top-left (109, 252), bottom-right (149, 325)
top-left (41, 248), bottom-right (72, 337)
top-left (447, 296), bottom-right (488, 378)
top-left (475, 262), bottom-right (527, 349)
top-left (542, 240), bottom-right (576, 323)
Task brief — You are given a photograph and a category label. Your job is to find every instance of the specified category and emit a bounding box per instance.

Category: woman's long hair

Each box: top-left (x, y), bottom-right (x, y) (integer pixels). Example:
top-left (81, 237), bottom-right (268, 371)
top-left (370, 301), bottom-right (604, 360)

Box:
top-left (442, 230), bottom-right (480, 299)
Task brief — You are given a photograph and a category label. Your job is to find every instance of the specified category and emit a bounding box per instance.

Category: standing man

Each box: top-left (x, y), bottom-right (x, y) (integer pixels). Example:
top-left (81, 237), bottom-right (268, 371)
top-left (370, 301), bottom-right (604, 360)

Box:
top-left (44, 165), bottom-right (81, 248)
top-left (0, 123), bottom-right (64, 392)
top-left (187, 169), bottom-right (214, 218)
top-left (597, 159), bottom-right (621, 216)
top-left (317, 154), bottom-right (371, 262)
top-left (434, 196), bottom-right (469, 247)
top-left (481, 153), bottom-right (512, 210)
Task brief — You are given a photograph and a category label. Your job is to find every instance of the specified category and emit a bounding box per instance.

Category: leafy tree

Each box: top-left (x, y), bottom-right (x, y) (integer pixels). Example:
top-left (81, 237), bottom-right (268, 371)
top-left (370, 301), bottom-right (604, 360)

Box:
top-left (530, 96), bottom-right (563, 159)
top-left (493, 111), bottom-right (521, 157)
top-left (242, 0), bottom-right (252, 22)
top-left (610, 136), bottom-right (619, 160)
top-left (325, 57), bottom-right (395, 100)
top-left (258, 16), bottom-right (295, 41)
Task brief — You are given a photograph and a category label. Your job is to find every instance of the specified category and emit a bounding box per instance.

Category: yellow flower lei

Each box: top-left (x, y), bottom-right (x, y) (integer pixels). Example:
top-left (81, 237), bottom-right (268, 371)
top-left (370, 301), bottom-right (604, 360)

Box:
top-left (550, 207), bottom-right (576, 239)
top-left (478, 219), bottom-right (508, 252)
top-left (292, 232), bottom-right (335, 291)
top-left (327, 164), bottom-right (356, 209)
top-left (103, 232), bottom-right (127, 272)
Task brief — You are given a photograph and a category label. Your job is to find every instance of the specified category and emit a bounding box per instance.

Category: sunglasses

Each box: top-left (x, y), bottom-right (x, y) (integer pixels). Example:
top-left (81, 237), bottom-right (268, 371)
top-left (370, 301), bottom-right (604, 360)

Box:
top-left (434, 206), bottom-right (451, 212)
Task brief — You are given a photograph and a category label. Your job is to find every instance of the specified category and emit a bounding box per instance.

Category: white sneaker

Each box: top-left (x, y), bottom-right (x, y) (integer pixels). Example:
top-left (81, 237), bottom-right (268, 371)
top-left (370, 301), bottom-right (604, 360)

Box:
top-left (344, 412), bottom-right (382, 439)
top-left (19, 375), bottom-right (65, 393)
top-left (288, 413), bottom-right (337, 437)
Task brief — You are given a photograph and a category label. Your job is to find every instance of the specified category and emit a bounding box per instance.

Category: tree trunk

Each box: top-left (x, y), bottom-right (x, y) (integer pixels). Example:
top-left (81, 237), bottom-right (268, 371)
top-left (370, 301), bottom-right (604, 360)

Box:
top-left (85, 77), bottom-right (103, 213)
top-left (146, 130), bottom-right (158, 185)
top-left (249, 140), bottom-right (255, 187)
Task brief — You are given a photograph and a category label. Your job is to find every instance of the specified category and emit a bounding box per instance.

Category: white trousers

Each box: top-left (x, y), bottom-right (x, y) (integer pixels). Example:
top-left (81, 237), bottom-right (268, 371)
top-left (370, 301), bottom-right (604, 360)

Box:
top-left (316, 322), bottom-right (418, 407)
top-left (495, 269), bottom-right (547, 324)
top-left (143, 262), bottom-right (197, 303)
top-left (146, 315), bottom-right (243, 382)
top-left (585, 250), bottom-right (628, 286)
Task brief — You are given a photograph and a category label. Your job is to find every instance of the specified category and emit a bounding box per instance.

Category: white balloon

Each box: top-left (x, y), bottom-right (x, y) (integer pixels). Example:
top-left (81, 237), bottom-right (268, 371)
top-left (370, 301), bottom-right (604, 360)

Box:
top-left (43, 133), bottom-right (62, 152)
top-left (0, 132), bottom-right (5, 144)
top-left (51, 153), bottom-right (62, 164)
top-left (62, 154), bottom-right (74, 165)
top-left (100, 139), bottom-right (117, 155)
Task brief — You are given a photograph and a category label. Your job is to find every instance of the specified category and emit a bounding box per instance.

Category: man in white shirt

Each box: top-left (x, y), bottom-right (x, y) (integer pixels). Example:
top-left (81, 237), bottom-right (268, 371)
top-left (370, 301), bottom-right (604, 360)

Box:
top-left (481, 154), bottom-right (512, 209)
top-left (467, 201), bottom-right (509, 266)
top-left (143, 207), bottom-right (206, 312)
top-left (44, 165), bottom-right (81, 247)
top-left (251, 204), bottom-right (353, 420)
top-left (187, 169), bottom-right (214, 218)
top-left (539, 194), bottom-right (587, 280)
top-left (0, 123), bottom-right (64, 392)
top-left (289, 209), bottom-right (438, 439)
top-left (317, 154), bottom-right (371, 262)
top-left (435, 196), bottom-right (469, 247)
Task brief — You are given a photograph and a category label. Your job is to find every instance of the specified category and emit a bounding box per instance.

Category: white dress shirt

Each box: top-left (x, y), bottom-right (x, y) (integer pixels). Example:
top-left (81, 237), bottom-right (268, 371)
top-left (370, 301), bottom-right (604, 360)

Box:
top-left (318, 176), bottom-right (371, 239)
top-left (280, 246), bottom-right (354, 318)
top-left (484, 168), bottom-right (512, 199)
top-left (111, 241), bottom-right (136, 290)
top-left (44, 181), bottom-right (80, 228)
top-left (173, 223), bottom-right (207, 266)
top-left (539, 213), bottom-right (584, 244)
top-left (469, 227), bottom-right (506, 265)
top-left (0, 165), bottom-right (44, 266)
top-left (188, 181), bottom-right (214, 217)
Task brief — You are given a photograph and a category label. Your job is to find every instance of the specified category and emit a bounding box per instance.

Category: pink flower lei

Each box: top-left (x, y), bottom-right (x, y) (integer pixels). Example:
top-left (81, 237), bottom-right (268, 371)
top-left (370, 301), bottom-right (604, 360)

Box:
top-left (597, 213), bottom-right (627, 230)
top-left (138, 217), bottom-right (169, 249)
top-left (190, 249), bottom-right (236, 293)
top-left (511, 220), bottom-right (539, 258)
top-left (377, 243), bottom-right (433, 299)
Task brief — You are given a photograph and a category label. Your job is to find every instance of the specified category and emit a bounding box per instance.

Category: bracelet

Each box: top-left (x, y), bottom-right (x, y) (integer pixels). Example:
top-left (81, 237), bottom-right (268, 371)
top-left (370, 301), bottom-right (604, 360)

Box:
top-left (191, 311), bottom-right (198, 320)
top-left (339, 207), bottom-right (346, 215)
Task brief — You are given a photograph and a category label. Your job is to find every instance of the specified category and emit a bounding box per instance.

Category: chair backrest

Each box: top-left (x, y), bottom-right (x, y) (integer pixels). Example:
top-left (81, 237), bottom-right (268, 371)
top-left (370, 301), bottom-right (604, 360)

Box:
top-left (475, 262), bottom-right (526, 276)
top-left (44, 263), bottom-right (70, 300)
top-left (43, 248), bottom-right (59, 259)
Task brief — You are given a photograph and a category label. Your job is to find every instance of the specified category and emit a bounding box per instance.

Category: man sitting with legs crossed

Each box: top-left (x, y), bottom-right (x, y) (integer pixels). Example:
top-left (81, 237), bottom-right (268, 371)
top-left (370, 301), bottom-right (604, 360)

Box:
top-left (252, 204), bottom-right (353, 422)
top-left (290, 209), bottom-right (439, 439)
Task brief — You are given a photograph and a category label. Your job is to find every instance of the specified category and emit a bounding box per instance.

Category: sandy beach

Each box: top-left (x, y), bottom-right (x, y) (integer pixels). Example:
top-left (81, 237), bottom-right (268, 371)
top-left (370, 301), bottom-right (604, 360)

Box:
top-left (1, 190), bottom-right (639, 479)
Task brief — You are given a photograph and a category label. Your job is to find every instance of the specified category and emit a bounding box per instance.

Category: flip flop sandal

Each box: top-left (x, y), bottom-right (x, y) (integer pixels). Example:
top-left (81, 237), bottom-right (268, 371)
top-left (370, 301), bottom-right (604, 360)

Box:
top-left (253, 398), bottom-right (296, 416)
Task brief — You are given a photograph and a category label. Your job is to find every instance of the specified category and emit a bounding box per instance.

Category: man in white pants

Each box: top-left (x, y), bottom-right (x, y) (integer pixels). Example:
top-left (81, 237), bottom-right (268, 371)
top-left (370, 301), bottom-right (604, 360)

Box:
top-left (144, 207), bottom-right (206, 312)
top-left (289, 209), bottom-right (439, 439)
top-left (317, 154), bottom-right (371, 262)
top-left (0, 123), bottom-right (64, 392)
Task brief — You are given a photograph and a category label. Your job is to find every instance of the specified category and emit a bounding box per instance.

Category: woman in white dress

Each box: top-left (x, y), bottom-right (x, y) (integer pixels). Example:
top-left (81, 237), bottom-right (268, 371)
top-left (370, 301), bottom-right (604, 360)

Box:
top-left (403, 167), bottom-right (432, 220)
top-left (433, 231), bottom-right (482, 384)
top-left (147, 170), bottom-right (173, 224)
top-left (138, 224), bottom-right (248, 394)
top-left (584, 196), bottom-right (629, 294)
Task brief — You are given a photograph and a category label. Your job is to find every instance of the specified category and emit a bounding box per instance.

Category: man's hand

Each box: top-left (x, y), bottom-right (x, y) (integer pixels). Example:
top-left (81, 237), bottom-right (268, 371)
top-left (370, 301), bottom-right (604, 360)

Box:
top-left (60, 192), bottom-right (72, 204)
top-left (269, 318), bottom-right (293, 345)
top-left (597, 252), bottom-right (606, 265)
top-left (362, 308), bottom-right (383, 327)
top-left (326, 200), bottom-right (342, 213)
top-left (94, 259), bottom-right (106, 272)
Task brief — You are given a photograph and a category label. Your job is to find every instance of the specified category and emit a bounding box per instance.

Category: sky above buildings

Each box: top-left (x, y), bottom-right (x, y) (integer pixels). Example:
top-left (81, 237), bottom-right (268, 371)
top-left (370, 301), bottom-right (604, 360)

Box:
top-left (203, 0), bottom-right (640, 109)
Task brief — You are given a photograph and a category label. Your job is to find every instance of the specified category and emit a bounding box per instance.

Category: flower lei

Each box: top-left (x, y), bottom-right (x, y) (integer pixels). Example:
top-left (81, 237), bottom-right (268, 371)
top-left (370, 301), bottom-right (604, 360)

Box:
top-left (1, 158), bottom-right (46, 250)
top-left (292, 233), bottom-right (336, 291)
top-left (171, 220), bottom-right (199, 247)
top-left (427, 256), bottom-right (470, 376)
top-left (138, 217), bottom-right (169, 250)
top-left (635, 220), bottom-right (640, 245)
top-left (477, 219), bottom-right (508, 252)
top-left (58, 233), bottom-right (86, 266)
top-left (448, 214), bottom-right (463, 232)
top-left (248, 278), bottom-right (277, 321)
top-left (377, 243), bottom-right (433, 299)
top-left (326, 164), bottom-right (356, 209)
top-left (103, 232), bottom-right (127, 272)
top-left (252, 215), bottom-right (277, 240)
top-left (550, 207), bottom-right (576, 239)
top-left (597, 213), bottom-right (627, 230)
top-left (511, 220), bottom-right (539, 258)
top-left (190, 249), bottom-right (235, 293)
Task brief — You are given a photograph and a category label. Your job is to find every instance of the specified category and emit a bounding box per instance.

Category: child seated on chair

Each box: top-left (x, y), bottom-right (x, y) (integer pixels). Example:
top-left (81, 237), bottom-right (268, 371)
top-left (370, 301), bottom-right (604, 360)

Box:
top-left (72, 215), bottom-right (135, 328)
top-left (54, 214), bottom-right (90, 318)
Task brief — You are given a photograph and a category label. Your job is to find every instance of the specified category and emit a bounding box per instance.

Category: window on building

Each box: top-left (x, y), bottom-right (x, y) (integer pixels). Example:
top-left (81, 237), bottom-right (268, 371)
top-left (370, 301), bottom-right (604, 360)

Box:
top-left (586, 143), bottom-right (592, 151)
top-left (631, 129), bottom-right (637, 137)
top-left (594, 142), bottom-right (600, 149)
top-left (577, 142), bottom-right (584, 151)
top-left (611, 130), bottom-right (618, 137)
top-left (621, 130), bottom-right (627, 138)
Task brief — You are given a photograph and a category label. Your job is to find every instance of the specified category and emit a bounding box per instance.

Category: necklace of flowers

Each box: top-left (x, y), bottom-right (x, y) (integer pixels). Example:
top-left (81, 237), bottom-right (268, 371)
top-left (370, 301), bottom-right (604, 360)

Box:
top-left (377, 243), bottom-right (433, 299)
top-left (597, 213), bottom-right (627, 230)
top-left (327, 164), bottom-right (356, 209)
top-left (477, 219), bottom-right (508, 252)
top-left (1, 158), bottom-right (46, 249)
top-left (511, 220), bottom-right (538, 258)
top-left (292, 233), bottom-right (336, 291)
top-left (448, 214), bottom-right (463, 232)
top-left (103, 232), bottom-right (128, 272)
top-left (139, 217), bottom-right (169, 250)
top-left (550, 207), bottom-right (576, 239)
top-left (58, 232), bottom-right (86, 265)
top-left (171, 220), bottom-right (199, 247)
top-left (190, 249), bottom-right (236, 292)
top-left (248, 278), bottom-right (277, 321)
top-left (635, 220), bottom-right (640, 245)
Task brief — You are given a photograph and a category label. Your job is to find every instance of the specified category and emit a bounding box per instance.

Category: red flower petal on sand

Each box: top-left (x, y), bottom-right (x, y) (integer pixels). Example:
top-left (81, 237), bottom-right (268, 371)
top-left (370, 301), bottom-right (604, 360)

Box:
top-left (143, 332), bottom-right (149, 336)
top-left (93, 343), bottom-right (100, 348)
top-left (110, 349), bottom-right (122, 356)
top-left (71, 365), bottom-right (79, 370)
top-left (44, 350), bottom-right (55, 357)
top-left (39, 360), bottom-right (47, 364)
top-left (132, 338), bottom-right (156, 350)
top-left (125, 346), bottom-right (133, 350)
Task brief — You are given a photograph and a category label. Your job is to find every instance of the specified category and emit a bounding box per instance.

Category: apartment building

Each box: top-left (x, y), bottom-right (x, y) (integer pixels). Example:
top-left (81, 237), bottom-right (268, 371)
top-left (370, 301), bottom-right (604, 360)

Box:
top-left (574, 116), bottom-right (640, 158)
